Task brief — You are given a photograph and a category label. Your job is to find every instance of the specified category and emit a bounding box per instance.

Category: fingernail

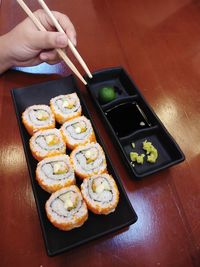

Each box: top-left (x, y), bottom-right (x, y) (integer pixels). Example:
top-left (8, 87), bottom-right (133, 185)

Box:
top-left (56, 34), bottom-right (68, 46)
top-left (40, 54), bottom-right (48, 61)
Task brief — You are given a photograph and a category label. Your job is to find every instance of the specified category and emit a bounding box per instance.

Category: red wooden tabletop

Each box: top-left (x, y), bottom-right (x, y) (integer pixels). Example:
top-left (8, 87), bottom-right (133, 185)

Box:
top-left (0, 0), bottom-right (200, 266)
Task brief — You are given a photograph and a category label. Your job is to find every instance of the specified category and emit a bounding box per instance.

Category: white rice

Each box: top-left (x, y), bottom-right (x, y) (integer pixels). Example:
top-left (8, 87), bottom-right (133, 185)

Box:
top-left (36, 155), bottom-right (75, 191)
top-left (46, 186), bottom-right (88, 227)
top-left (61, 115), bottom-right (94, 146)
top-left (81, 173), bottom-right (119, 214)
top-left (23, 105), bottom-right (54, 126)
top-left (50, 93), bottom-right (81, 123)
top-left (30, 128), bottom-right (66, 158)
top-left (71, 142), bottom-right (107, 177)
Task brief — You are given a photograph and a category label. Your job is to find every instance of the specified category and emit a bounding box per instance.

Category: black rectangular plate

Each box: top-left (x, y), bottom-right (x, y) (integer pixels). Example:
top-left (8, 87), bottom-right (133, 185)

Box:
top-left (11, 75), bottom-right (137, 256)
top-left (85, 67), bottom-right (185, 178)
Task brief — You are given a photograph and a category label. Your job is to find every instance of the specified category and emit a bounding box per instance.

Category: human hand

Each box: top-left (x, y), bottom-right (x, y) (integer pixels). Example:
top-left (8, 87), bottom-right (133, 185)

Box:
top-left (0, 9), bottom-right (76, 73)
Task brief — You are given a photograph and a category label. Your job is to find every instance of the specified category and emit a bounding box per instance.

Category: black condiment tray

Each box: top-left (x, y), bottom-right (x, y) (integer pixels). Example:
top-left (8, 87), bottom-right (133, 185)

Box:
top-left (85, 67), bottom-right (185, 178)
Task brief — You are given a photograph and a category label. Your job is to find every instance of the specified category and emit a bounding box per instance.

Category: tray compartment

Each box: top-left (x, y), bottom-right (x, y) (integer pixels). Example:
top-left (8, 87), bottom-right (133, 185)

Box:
top-left (104, 100), bottom-right (152, 138)
top-left (88, 67), bottom-right (139, 107)
top-left (120, 126), bottom-right (182, 177)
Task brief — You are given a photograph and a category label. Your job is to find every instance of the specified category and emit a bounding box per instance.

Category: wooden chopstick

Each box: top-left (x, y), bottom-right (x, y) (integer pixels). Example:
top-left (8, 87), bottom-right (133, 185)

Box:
top-left (38, 0), bottom-right (93, 79)
top-left (16, 0), bottom-right (88, 85)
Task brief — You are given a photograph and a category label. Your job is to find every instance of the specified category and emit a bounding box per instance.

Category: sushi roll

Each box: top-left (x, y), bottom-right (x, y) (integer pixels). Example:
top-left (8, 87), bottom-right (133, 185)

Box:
top-left (22, 104), bottom-right (55, 135)
top-left (60, 115), bottom-right (96, 150)
top-left (50, 93), bottom-right (82, 124)
top-left (70, 142), bottom-right (107, 179)
top-left (81, 173), bottom-right (119, 215)
top-left (36, 155), bottom-right (75, 193)
top-left (29, 128), bottom-right (66, 161)
top-left (45, 185), bottom-right (88, 231)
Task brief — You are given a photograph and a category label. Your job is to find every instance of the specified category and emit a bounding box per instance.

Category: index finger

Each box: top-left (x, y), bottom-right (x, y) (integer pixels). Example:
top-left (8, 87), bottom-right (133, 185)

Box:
top-left (51, 11), bottom-right (77, 46)
top-left (35, 9), bottom-right (77, 46)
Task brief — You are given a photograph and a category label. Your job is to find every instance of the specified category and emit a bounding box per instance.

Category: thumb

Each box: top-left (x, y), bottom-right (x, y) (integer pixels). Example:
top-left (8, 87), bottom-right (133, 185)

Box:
top-left (30, 31), bottom-right (68, 50)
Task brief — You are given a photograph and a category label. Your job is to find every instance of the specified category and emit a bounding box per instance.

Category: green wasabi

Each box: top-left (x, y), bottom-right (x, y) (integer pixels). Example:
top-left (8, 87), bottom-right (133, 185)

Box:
top-left (129, 139), bottom-right (158, 165)
top-left (143, 140), bottom-right (158, 163)
top-left (98, 87), bottom-right (116, 104)
top-left (130, 152), bottom-right (145, 164)
top-left (131, 142), bottom-right (135, 149)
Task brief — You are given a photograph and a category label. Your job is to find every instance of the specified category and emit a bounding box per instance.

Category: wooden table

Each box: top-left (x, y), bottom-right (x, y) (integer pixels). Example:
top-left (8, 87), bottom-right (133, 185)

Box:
top-left (0, 1), bottom-right (200, 266)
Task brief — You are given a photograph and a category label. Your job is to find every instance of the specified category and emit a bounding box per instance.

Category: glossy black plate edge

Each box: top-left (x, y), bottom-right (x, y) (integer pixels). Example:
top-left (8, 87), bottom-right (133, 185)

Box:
top-left (11, 88), bottom-right (52, 255)
top-left (85, 67), bottom-right (185, 178)
top-left (10, 75), bottom-right (138, 256)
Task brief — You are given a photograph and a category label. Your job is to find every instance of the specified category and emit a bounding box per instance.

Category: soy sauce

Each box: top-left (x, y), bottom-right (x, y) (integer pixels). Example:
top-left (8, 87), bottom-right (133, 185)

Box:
top-left (105, 102), bottom-right (150, 138)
